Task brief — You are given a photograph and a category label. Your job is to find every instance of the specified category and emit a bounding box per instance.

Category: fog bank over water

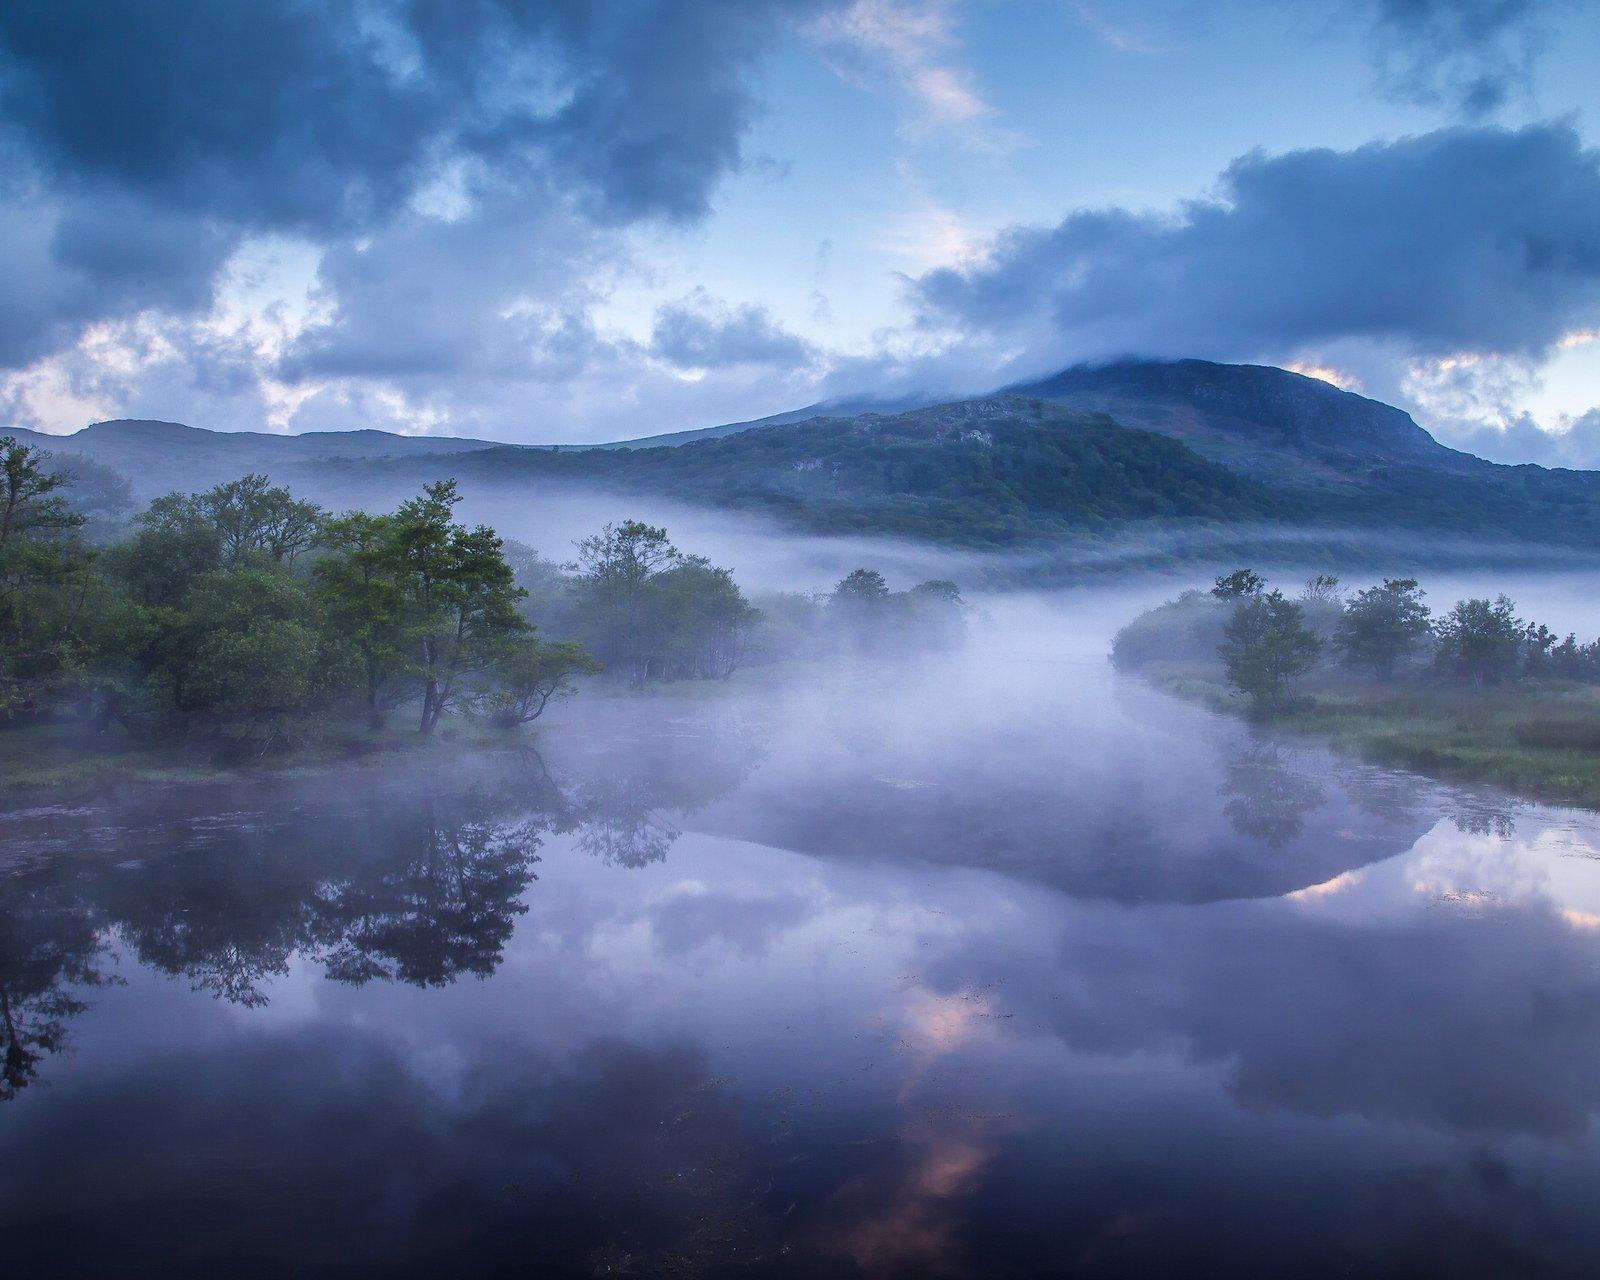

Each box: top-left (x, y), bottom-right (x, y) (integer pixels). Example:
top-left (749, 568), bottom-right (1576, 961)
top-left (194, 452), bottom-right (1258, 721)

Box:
top-left (9, 572), bottom-right (1600, 1274)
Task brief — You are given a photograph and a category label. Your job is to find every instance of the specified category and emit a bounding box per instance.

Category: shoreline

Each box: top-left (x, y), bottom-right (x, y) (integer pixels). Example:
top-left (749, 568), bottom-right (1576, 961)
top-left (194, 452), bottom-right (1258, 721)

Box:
top-left (1133, 661), bottom-right (1600, 811)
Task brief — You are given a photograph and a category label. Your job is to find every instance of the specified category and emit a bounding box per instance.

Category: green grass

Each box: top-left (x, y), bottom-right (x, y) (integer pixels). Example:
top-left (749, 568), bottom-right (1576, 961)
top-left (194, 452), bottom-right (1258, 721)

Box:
top-left (0, 716), bottom-right (538, 797)
top-left (1139, 663), bottom-right (1600, 809)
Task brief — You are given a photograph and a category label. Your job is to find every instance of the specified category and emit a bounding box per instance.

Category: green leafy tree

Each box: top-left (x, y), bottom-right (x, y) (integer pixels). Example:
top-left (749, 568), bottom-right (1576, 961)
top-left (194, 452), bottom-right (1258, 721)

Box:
top-left (315, 512), bottom-right (410, 728)
top-left (1434, 596), bottom-right (1524, 685)
top-left (833, 568), bottom-right (890, 602)
top-left (0, 437), bottom-right (93, 716)
top-left (192, 474), bottom-right (325, 565)
top-left (482, 637), bottom-right (601, 728)
top-left (390, 481), bottom-right (528, 734)
top-left (108, 495), bottom-right (225, 608)
top-left (1211, 568), bottom-right (1264, 600)
top-left (1334, 578), bottom-right (1431, 679)
top-left (571, 520), bottom-right (679, 683)
top-left (150, 566), bottom-right (329, 748)
top-left (649, 555), bottom-right (759, 679)
top-left (1219, 589), bottom-right (1322, 709)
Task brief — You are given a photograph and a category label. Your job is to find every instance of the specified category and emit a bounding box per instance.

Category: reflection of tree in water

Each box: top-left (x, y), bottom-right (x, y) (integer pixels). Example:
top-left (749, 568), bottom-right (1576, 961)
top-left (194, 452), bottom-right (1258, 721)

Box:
top-left (110, 842), bottom-right (317, 1007)
top-left (313, 794), bottom-right (545, 987)
top-left (1450, 799), bottom-right (1519, 839)
top-left (0, 877), bottom-right (116, 1100)
top-left (564, 714), bottom-right (762, 870)
top-left (0, 711), bottom-right (761, 1093)
top-left (1220, 744), bottom-right (1328, 848)
top-left (574, 769), bottom-right (683, 869)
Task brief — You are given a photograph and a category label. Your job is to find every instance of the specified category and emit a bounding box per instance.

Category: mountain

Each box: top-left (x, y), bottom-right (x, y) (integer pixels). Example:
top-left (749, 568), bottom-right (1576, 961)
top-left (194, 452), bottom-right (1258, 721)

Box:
top-left (586, 392), bottom-right (928, 450)
top-left (6, 419), bottom-right (502, 498)
top-left (342, 396), bottom-right (1282, 544)
top-left (1009, 359), bottom-right (1456, 475)
top-left (11, 359), bottom-right (1600, 556)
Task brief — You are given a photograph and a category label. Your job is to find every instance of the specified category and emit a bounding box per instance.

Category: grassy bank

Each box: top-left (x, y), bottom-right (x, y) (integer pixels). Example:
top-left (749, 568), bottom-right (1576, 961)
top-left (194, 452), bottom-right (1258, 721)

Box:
top-left (0, 717), bottom-right (532, 796)
top-left (1140, 662), bottom-right (1600, 809)
top-left (0, 668), bottom-right (787, 798)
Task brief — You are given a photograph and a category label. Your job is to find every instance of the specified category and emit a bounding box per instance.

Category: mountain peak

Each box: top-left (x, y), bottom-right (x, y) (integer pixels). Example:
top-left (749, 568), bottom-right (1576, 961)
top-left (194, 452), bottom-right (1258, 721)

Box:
top-left (1009, 358), bottom-right (1448, 469)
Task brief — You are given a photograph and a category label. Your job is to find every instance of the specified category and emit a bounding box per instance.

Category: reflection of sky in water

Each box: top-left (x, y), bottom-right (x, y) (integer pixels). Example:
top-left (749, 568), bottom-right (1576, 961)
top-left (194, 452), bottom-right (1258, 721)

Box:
top-left (8, 594), bottom-right (1600, 1275)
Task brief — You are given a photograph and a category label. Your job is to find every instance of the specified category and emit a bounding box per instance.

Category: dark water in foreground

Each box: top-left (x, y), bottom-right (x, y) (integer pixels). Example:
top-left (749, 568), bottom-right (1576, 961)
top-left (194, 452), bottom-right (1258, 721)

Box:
top-left (7, 599), bottom-right (1600, 1278)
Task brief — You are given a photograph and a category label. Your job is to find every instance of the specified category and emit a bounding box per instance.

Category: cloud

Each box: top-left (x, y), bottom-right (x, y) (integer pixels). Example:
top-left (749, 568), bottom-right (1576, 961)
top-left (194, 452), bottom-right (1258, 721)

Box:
top-left (809, 0), bottom-right (994, 131)
top-left (0, 186), bottom-right (233, 367)
top-left (1359, 0), bottom-right (1561, 117)
top-left (0, 0), bottom-right (841, 382)
top-left (911, 122), bottom-right (1600, 382)
top-left (0, 0), bottom-right (829, 236)
top-left (1446, 407), bottom-right (1600, 467)
top-left (650, 290), bottom-right (817, 370)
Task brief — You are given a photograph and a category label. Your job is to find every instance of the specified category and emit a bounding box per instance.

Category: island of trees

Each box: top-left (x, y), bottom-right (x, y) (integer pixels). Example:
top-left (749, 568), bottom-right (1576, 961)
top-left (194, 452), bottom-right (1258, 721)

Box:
top-left (1113, 570), bottom-right (1600, 808)
top-left (1, 436), bottom-right (964, 783)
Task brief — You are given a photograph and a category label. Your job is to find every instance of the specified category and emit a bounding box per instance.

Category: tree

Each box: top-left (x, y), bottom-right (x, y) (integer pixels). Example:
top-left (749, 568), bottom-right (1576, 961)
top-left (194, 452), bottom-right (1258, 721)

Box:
top-left (150, 566), bottom-right (328, 749)
top-left (482, 637), bottom-right (601, 728)
top-left (910, 578), bottom-right (963, 605)
top-left (833, 568), bottom-right (890, 602)
top-left (108, 494), bottom-right (225, 608)
top-left (0, 437), bottom-right (82, 554)
top-left (1219, 589), bottom-right (1321, 709)
top-left (1433, 596), bottom-right (1524, 685)
top-left (315, 512), bottom-right (410, 728)
top-left (649, 555), bottom-right (759, 679)
top-left (1300, 574), bottom-right (1342, 604)
top-left (128, 475), bottom-right (324, 573)
top-left (194, 474), bottom-right (325, 565)
top-left (390, 481), bottom-right (528, 734)
top-left (571, 520), bottom-right (679, 683)
top-left (1334, 578), bottom-right (1431, 679)
top-left (1524, 622), bottom-right (1559, 677)
top-left (1211, 568), bottom-right (1264, 600)
top-left (0, 438), bottom-right (92, 716)
top-left (44, 453), bottom-right (134, 534)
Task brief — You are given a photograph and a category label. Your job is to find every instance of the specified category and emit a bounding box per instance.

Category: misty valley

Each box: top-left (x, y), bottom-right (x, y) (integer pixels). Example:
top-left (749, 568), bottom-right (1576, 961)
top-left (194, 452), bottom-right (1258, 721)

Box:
top-left (12, 403), bottom-right (1600, 1274)
top-left (11, 589), bottom-right (1600, 1277)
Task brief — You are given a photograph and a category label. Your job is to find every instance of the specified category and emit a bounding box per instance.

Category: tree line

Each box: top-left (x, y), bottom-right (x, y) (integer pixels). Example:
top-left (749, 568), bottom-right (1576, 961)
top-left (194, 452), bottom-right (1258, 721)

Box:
top-left (2, 436), bottom-right (966, 756)
top-left (1113, 567), bottom-right (1600, 710)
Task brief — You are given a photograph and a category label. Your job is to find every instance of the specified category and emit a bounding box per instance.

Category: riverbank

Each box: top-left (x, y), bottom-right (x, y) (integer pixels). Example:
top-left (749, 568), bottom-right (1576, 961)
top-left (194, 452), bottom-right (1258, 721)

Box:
top-left (0, 718), bottom-right (520, 795)
top-left (0, 667), bottom-right (795, 797)
top-left (1137, 661), bottom-right (1600, 808)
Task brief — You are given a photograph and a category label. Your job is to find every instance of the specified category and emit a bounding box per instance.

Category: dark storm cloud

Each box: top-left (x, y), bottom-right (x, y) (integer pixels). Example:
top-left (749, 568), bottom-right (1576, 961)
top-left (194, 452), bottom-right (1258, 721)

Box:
top-left (1361, 0), bottom-right (1560, 117)
top-left (0, 0), bottom-right (836, 369)
top-left (913, 123), bottom-right (1600, 370)
top-left (0, 1), bottom-right (429, 234)
top-left (651, 291), bottom-right (817, 370)
top-left (0, 0), bottom-right (827, 232)
top-left (0, 187), bottom-right (233, 366)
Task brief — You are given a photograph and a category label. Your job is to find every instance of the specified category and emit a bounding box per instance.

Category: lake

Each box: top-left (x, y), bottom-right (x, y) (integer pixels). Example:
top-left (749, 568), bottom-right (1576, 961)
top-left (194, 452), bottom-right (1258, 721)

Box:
top-left (7, 591), bottom-right (1600, 1278)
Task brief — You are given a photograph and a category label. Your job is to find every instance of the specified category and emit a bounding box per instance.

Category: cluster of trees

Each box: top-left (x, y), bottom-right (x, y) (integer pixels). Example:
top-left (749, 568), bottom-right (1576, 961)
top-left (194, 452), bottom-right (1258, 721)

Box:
top-left (504, 533), bottom-right (967, 677)
top-left (1114, 566), bottom-right (1600, 710)
top-left (3, 436), bottom-right (970, 756)
top-left (562, 520), bottom-right (758, 682)
top-left (2, 436), bottom-right (598, 751)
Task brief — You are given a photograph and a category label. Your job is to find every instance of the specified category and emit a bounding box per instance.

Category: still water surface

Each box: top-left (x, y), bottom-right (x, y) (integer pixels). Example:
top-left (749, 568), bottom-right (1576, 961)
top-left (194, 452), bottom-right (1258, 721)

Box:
top-left (7, 596), bottom-right (1600, 1277)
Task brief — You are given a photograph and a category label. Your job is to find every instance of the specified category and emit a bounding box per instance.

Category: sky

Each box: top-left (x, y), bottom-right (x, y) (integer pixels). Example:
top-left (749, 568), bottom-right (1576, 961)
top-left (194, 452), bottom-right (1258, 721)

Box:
top-left (3, 0), bottom-right (1600, 462)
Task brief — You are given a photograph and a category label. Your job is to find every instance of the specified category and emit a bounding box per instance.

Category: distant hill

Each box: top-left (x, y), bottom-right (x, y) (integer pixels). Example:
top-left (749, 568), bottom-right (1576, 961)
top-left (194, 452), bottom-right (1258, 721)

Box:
top-left (11, 359), bottom-right (1600, 555)
top-left (6, 419), bottom-right (501, 498)
top-left (585, 392), bottom-right (928, 450)
top-left (344, 396), bottom-right (1282, 544)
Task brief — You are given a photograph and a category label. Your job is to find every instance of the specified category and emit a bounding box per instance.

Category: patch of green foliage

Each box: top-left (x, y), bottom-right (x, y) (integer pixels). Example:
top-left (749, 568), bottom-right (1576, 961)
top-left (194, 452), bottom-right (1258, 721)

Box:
top-left (2, 434), bottom-right (971, 777)
top-left (1114, 569), bottom-right (1600, 809)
